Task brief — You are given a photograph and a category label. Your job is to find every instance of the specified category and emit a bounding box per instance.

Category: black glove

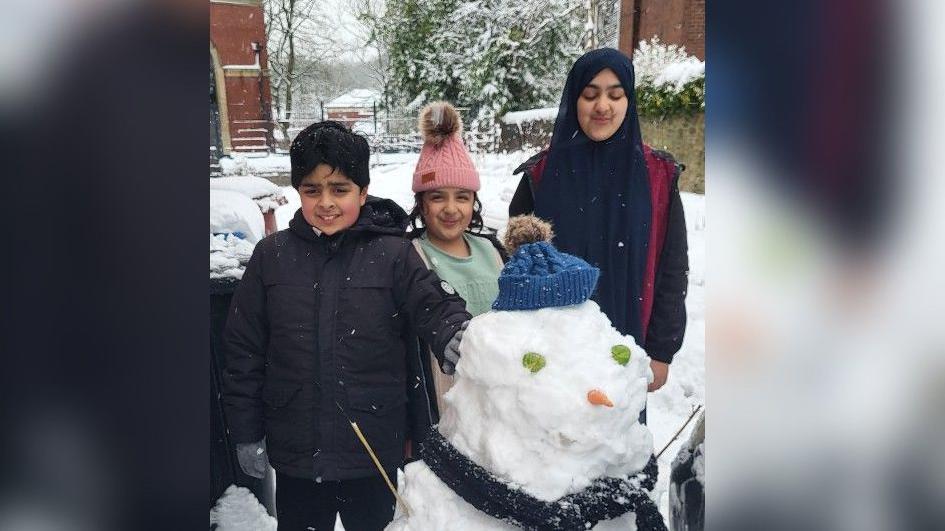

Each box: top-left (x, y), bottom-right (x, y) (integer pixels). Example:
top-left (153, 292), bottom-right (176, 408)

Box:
top-left (441, 321), bottom-right (468, 375)
top-left (236, 438), bottom-right (269, 479)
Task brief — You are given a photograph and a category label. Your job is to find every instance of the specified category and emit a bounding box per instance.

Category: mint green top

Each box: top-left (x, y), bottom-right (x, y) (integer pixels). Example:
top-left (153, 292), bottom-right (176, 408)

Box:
top-left (417, 233), bottom-right (503, 317)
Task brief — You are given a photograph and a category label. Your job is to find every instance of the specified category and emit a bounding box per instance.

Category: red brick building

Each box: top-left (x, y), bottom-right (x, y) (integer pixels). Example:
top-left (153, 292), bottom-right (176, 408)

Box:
top-left (324, 89), bottom-right (381, 130)
top-left (210, 0), bottom-right (274, 155)
top-left (619, 0), bottom-right (705, 60)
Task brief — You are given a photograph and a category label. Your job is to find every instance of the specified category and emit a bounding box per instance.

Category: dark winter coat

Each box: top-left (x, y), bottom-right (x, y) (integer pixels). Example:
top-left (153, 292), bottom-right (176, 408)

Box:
top-left (221, 197), bottom-right (471, 481)
top-left (509, 146), bottom-right (688, 363)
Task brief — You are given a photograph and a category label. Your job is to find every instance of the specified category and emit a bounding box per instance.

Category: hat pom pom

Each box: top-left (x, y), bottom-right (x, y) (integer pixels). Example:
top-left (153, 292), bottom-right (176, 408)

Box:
top-left (503, 215), bottom-right (555, 256)
top-left (419, 101), bottom-right (462, 147)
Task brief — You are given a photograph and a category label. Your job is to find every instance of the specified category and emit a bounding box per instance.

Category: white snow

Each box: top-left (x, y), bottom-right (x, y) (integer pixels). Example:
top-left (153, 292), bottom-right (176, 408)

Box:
top-left (352, 120), bottom-right (385, 135)
top-left (219, 153), bottom-right (291, 176)
top-left (653, 60), bottom-right (705, 91)
top-left (210, 233), bottom-right (255, 280)
top-left (210, 176), bottom-right (287, 213)
top-left (210, 189), bottom-right (265, 244)
top-left (633, 36), bottom-right (705, 94)
top-left (501, 107), bottom-right (559, 125)
top-left (210, 485), bottom-right (276, 531)
top-left (325, 88), bottom-right (381, 109)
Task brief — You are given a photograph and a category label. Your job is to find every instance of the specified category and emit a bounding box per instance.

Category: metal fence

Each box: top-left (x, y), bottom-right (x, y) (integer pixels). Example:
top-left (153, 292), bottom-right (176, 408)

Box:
top-left (277, 105), bottom-right (497, 154)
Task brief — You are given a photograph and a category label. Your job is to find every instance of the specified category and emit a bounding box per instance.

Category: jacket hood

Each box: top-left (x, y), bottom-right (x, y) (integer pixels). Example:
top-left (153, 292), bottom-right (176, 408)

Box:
top-left (289, 195), bottom-right (409, 241)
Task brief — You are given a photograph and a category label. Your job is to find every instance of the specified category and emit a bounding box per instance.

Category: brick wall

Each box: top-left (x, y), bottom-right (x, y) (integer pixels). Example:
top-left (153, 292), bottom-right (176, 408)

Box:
top-left (686, 0), bottom-right (705, 60)
top-left (210, 0), bottom-right (274, 153)
top-left (623, 0), bottom-right (705, 60)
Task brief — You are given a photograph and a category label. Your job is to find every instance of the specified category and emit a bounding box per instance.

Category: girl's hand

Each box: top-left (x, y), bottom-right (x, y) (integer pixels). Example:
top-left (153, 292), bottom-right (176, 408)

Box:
top-left (648, 360), bottom-right (670, 392)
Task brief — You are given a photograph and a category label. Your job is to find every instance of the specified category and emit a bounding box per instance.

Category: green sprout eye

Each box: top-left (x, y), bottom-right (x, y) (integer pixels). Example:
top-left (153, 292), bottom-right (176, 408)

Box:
top-left (522, 352), bottom-right (546, 373)
top-left (611, 344), bottom-right (631, 366)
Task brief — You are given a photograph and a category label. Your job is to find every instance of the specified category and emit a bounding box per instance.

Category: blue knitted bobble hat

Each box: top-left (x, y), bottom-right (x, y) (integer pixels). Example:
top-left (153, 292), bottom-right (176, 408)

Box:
top-left (492, 216), bottom-right (600, 311)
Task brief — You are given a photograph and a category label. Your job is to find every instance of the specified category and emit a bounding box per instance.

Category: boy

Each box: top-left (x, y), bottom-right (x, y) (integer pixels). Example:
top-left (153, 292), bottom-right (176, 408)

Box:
top-left (222, 121), bottom-right (470, 531)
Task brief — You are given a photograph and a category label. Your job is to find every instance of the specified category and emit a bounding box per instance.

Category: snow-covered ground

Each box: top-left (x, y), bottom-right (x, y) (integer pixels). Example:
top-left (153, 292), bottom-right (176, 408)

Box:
top-left (215, 151), bottom-right (705, 529)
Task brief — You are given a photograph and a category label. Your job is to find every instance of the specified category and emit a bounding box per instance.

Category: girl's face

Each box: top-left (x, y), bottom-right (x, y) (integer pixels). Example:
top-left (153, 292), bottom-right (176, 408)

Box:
top-left (576, 68), bottom-right (629, 142)
top-left (420, 187), bottom-right (475, 246)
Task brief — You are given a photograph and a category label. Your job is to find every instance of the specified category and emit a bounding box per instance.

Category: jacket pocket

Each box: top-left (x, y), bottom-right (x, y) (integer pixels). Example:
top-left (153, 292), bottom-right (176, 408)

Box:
top-left (262, 383), bottom-right (308, 454)
top-left (342, 386), bottom-right (408, 454)
top-left (347, 386), bottom-right (407, 415)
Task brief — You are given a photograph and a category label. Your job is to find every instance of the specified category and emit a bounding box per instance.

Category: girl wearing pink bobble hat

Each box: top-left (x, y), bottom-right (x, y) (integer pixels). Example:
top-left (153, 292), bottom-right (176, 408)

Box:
top-left (407, 101), bottom-right (506, 417)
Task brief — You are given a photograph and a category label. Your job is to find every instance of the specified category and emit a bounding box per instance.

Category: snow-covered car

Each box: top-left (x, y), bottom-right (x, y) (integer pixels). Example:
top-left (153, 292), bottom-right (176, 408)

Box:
top-left (669, 411), bottom-right (705, 530)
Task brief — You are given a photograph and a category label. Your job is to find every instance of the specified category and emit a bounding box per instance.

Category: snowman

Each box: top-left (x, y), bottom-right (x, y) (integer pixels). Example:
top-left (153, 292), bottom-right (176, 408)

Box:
top-left (387, 216), bottom-right (666, 531)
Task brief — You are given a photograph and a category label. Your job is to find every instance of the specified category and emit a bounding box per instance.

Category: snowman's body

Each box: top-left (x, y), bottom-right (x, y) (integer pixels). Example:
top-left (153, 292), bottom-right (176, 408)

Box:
top-left (389, 460), bottom-right (636, 530)
top-left (387, 300), bottom-right (654, 530)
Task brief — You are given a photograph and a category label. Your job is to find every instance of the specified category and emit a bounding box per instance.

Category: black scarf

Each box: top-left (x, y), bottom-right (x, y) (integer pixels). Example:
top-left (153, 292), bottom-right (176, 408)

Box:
top-left (419, 430), bottom-right (667, 531)
top-left (534, 48), bottom-right (652, 342)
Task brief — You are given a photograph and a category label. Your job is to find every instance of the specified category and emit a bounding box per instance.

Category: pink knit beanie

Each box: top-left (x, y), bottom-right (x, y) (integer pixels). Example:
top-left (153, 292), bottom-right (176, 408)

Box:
top-left (412, 101), bottom-right (480, 193)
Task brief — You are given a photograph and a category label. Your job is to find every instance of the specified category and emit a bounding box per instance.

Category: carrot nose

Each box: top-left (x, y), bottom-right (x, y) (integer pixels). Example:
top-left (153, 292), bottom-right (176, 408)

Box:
top-left (587, 389), bottom-right (613, 407)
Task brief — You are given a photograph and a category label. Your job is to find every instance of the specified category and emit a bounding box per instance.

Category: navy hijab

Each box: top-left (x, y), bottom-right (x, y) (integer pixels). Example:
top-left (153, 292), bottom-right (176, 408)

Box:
top-left (534, 48), bottom-right (651, 342)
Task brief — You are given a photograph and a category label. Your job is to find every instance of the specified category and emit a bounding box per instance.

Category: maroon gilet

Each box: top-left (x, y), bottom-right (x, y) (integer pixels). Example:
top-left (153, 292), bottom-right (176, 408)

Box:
top-left (524, 144), bottom-right (681, 337)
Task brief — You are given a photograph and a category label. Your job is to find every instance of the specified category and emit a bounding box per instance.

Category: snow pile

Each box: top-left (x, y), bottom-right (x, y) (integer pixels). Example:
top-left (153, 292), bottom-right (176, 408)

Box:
top-left (500, 107), bottom-right (559, 126)
top-left (633, 37), bottom-right (705, 93)
top-left (209, 485), bottom-right (276, 531)
top-left (211, 189), bottom-right (265, 244)
top-left (653, 60), bottom-right (705, 92)
top-left (210, 176), bottom-right (288, 213)
top-left (210, 233), bottom-right (255, 279)
top-left (389, 300), bottom-right (653, 530)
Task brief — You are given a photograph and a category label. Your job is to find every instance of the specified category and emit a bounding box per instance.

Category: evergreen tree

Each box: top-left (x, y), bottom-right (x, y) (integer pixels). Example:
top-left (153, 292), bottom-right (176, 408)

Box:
top-left (364, 0), bottom-right (584, 120)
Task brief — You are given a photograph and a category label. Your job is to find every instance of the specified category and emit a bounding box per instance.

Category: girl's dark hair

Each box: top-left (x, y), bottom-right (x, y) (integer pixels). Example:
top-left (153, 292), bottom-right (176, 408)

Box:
top-left (407, 191), bottom-right (485, 239)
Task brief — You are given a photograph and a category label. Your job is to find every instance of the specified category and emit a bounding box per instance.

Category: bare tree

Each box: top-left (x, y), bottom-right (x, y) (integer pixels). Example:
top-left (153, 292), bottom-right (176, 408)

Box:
top-left (348, 0), bottom-right (393, 111)
top-left (264, 0), bottom-right (342, 123)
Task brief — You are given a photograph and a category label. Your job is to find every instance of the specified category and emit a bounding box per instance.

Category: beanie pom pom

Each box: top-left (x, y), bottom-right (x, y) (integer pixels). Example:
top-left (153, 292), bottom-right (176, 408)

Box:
top-left (503, 215), bottom-right (555, 256)
top-left (419, 101), bottom-right (462, 146)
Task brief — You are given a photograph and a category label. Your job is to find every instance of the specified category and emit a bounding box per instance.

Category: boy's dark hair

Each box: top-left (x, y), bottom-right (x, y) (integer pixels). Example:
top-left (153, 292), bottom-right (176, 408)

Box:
top-left (290, 121), bottom-right (370, 189)
top-left (407, 192), bottom-right (485, 235)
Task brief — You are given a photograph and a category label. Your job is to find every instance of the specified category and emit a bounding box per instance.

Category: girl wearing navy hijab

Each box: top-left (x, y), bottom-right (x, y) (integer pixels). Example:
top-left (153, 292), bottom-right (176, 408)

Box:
top-left (509, 48), bottom-right (689, 393)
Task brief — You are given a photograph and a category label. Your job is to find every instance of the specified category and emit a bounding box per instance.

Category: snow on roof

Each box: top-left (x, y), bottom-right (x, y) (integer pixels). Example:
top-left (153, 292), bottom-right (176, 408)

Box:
top-left (501, 107), bottom-right (559, 125)
top-left (325, 89), bottom-right (381, 109)
top-left (210, 176), bottom-right (288, 213)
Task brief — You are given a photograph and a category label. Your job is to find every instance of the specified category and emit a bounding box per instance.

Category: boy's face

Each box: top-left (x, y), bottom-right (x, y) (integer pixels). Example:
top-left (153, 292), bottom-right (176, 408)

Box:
top-left (298, 163), bottom-right (367, 235)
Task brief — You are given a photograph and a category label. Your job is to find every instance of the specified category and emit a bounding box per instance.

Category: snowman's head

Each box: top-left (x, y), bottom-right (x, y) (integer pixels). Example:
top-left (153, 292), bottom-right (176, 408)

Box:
top-left (438, 300), bottom-right (653, 500)
top-left (436, 215), bottom-right (653, 500)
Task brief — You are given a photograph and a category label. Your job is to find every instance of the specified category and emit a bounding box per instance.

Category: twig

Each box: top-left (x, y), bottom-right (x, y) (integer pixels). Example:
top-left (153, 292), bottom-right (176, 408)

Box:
top-left (323, 392), bottom-right (412, 517)
top-left (656, 404), bottom-right (703, 459)
top-left (350, 420), bottom-right (412, 517)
